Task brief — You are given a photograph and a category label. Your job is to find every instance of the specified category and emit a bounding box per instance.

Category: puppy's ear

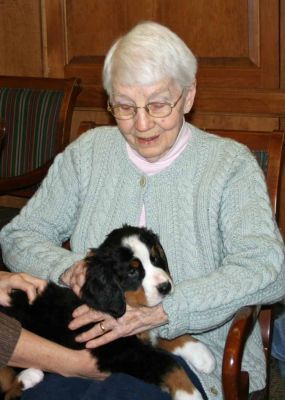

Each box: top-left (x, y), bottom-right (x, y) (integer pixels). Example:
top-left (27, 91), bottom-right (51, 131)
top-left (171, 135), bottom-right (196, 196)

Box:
top-left (80, 252), bottom-right (126, 318)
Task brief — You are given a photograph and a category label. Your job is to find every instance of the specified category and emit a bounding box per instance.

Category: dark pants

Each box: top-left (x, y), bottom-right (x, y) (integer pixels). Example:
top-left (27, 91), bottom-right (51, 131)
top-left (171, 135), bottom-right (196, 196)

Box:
top-left (21, 356), bottom-right (208, 400)
top-left (272, 309), bottom-right (285, 376)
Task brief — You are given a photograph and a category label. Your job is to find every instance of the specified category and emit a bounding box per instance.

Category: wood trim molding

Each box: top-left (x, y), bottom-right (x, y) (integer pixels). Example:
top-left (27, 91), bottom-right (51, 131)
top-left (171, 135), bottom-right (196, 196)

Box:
top-left (194, 88), bottom-right (285, 114)
top-left (68, 84), bottom-right (285, 116)
top-left (248, 0), bottom-right (260, 66)
top-left (281, 0), bottom-right (285, 89)
top-left (40, 0), bottom-right (67, 77)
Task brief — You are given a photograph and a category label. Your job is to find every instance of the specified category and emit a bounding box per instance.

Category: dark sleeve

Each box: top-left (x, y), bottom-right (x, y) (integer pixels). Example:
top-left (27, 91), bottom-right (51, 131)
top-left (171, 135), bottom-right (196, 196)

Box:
top-left (0, 312), bottom-right (21, 367)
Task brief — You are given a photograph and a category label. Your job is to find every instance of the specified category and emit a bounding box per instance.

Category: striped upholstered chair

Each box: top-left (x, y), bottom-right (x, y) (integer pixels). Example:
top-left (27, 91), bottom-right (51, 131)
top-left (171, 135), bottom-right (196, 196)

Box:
top-left (0, 76), bottom-right (80, 229)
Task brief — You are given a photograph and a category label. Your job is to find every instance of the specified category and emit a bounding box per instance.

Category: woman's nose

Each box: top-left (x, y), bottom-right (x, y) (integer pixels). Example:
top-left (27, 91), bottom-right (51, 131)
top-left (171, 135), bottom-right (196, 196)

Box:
top-left (134, 108), bottom-right (155, 131)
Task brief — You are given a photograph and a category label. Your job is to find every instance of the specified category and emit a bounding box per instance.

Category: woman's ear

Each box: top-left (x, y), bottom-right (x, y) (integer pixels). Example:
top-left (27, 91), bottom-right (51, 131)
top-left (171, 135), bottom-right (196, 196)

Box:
top-left (183, 81), bottom-right (196, 114)
top-left (80, 253), bottom-right (126, 318)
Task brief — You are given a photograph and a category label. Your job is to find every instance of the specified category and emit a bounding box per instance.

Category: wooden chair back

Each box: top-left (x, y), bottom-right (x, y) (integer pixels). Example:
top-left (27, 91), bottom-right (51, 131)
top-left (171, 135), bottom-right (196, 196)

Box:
top-left (212, 130), bottom-right (284, 400)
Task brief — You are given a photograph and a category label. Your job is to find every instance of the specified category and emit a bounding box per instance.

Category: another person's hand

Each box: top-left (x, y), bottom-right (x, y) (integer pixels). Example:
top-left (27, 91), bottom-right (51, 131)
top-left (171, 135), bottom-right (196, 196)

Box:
top-left (69, 303), bottom-right (168, 349)
top-left (60, 260), bottom-right (87, 296)
top-left (9, 327), bottom-right (109, 381)
top-left (64, 349), bottom-right (109, 380)
top-left (0, 271), bottom-right (47, 306)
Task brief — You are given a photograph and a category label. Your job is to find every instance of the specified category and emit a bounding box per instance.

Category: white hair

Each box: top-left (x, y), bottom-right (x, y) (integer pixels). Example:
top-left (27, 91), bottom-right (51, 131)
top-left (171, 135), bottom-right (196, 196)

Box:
top-left (103, 21), bottom-right (197, 95)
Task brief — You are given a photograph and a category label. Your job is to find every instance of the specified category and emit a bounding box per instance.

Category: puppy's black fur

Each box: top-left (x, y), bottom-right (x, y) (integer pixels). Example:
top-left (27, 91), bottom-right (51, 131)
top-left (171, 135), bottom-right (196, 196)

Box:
top-left (0, 226), bottom-right (194, 398)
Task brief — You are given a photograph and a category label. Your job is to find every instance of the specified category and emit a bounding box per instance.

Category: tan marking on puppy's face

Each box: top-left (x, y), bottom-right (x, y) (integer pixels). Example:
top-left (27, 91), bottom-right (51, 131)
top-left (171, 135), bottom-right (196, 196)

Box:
top-left (130, 259), bottom-right (140, 269)
top-left (150, 245), bottom-right (158, 259)
top-left (125, 286), bottom-right (147, 307)
top-left (150, 244), bottom-right (168, 266)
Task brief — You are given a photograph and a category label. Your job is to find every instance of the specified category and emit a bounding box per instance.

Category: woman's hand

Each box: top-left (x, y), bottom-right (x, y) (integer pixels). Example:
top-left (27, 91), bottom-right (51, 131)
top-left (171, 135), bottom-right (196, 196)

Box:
top-left (69, 303), bottom-right (168, 348)
top-left (60, 260), bottom-right (87, 296)
top-left (0, 271), bottom-right (47, 306)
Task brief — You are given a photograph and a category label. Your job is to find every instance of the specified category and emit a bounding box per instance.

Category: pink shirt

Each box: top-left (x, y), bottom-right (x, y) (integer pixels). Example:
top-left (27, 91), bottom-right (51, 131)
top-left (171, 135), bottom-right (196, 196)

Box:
top-left (126, 120), bottom-right (191, 226)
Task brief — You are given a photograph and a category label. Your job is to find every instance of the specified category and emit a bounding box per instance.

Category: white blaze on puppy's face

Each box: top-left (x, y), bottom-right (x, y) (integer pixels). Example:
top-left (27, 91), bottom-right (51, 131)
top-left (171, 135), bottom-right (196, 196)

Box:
top-left (122, 235), bottom-right (173, 306)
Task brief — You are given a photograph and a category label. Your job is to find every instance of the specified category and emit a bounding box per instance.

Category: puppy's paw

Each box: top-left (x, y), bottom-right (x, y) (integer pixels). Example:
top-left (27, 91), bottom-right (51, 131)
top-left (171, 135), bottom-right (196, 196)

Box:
top-left (17, 368), bottom-right (44, 390)
top-left (174, 389), bottom-right (204, 400)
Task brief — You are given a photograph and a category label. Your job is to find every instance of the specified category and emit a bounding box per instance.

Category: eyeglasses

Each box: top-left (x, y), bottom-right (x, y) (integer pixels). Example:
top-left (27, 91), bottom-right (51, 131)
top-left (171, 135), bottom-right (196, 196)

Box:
top-left (107, 91), bottom-right (184, 120)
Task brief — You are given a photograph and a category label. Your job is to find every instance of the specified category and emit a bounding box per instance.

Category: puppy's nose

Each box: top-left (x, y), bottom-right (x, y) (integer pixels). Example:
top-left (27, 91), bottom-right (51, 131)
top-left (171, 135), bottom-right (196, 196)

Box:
top-left (157, 281), bottom-right (172, 295)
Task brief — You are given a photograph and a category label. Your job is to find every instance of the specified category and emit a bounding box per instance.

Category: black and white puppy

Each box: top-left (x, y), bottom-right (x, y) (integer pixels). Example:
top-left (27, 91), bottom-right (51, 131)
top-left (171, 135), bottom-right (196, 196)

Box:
top-left (0, 225), bottom-right (215, 400)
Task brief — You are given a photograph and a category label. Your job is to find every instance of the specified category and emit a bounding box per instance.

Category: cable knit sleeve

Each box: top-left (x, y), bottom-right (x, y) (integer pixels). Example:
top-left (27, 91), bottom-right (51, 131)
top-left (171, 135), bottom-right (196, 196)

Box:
top-left (158, 139), bottom-right (285, 338)
top-left (0, 131), bottom-right (95, 283)
top-left (0, 313), bottom-right (21, 367)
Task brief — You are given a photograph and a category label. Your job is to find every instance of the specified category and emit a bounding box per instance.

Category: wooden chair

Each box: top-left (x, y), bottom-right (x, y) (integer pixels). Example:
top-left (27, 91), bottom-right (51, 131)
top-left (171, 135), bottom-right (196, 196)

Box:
top-left (212, 130), bottom-right (284, 400)
top-left (0, 76), bottom-right (81, 227)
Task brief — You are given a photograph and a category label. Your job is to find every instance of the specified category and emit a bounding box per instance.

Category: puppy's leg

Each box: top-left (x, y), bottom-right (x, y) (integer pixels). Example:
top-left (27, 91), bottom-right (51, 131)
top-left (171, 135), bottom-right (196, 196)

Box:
top-left (162, 366), bottom-right (204, 400)
top-left (95, 340), bottom-right (204, 400)
top-left (16, 368), bottom-right (44, 390)
top-left (157, 335), bottom-right (216, 374)
top-left (0, 366), bottom-right (23, 400)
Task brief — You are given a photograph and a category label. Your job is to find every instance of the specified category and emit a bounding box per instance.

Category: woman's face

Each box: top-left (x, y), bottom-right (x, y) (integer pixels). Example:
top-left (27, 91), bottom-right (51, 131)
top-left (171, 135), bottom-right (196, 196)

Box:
top-left (111, 79), bottom-right (196, 162)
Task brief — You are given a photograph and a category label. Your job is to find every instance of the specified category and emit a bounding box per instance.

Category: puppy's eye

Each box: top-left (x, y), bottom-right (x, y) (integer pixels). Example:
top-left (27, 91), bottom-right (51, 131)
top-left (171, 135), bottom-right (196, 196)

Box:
top-left (128, 268), bottom-right (138, 277)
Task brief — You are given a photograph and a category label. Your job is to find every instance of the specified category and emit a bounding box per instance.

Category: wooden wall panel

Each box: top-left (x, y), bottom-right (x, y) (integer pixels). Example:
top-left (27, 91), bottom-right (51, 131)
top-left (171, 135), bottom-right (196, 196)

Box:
top-left (197, 0), bottom-right (279, 89)
top-left (64, 0), bottom-right (281, 122)
top-left (64, 0), bottom-right (252, 59)
top-left (157, 0), bottom-right (249, 57)
top-left (0, 0), bottom-right (43, 76)
top-left (64, 0), bottom-right (279, 91)
top-left (65, 0), bottom-right (178, 59)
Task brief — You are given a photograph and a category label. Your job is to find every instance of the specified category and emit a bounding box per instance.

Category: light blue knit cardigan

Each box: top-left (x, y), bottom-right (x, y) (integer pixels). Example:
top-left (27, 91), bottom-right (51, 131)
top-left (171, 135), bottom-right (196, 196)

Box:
top-left (1, 123), bottom-right (285, 398)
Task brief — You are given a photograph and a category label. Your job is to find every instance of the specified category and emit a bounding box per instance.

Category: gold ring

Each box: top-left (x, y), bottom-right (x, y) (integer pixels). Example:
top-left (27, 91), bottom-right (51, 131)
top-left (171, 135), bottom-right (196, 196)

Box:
top-left (99, 321), bottom-right (106, 333)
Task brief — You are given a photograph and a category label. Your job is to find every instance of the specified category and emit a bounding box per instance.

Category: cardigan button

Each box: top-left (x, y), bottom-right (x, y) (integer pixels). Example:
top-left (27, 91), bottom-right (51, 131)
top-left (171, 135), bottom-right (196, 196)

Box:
top-left (210, 386), bottom-right (218, 396)
top-left (140, 176), bottom-right (146, 187)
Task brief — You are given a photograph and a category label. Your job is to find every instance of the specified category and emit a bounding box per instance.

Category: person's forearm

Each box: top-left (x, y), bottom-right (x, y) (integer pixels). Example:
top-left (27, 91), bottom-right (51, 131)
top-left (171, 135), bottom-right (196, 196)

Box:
top-left (0, 145), bottom-right (84, 285)
top-left (8, 328), bottom-right (77, 374)
top-left (8, 328), bottom-right (107, 380)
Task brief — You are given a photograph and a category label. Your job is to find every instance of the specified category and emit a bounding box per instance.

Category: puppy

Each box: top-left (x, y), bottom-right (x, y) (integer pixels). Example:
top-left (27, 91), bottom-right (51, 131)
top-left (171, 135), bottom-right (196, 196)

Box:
top-left (0, 225), bottom-right (215, 400)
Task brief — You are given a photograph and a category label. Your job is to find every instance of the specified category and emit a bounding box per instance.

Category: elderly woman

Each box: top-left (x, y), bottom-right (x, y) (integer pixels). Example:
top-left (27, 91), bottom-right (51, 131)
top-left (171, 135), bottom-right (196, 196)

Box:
top-left (1, 21), bottom-right (285, 400)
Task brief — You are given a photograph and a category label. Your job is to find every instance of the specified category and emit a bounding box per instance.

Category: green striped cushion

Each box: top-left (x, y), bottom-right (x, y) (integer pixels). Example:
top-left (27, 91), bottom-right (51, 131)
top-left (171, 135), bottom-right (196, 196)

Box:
top-left (253, 150), bottom-right (269, 176)
top-left (0, 87), bottom-right (63, 177)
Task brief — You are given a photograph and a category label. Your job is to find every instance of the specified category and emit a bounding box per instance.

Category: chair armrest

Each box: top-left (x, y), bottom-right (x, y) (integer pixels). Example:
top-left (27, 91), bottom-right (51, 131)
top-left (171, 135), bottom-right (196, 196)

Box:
top-left (0, 161), bottom-right (52, 195)
top-left (222, 305), bottom-right (261, 400)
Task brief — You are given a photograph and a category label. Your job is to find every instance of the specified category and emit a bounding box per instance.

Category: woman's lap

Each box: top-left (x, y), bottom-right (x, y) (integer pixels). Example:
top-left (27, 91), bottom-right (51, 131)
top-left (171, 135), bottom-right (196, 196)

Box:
top-left (21, 373), bottom-right (171, 400)
top-left (21, 356), bottom-right (208, 400)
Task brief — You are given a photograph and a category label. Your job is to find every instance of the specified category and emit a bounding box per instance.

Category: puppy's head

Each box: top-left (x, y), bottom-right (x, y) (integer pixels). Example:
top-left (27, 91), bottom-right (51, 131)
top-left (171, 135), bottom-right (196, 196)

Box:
top-left (80, 225), bottom-right (173, 318)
